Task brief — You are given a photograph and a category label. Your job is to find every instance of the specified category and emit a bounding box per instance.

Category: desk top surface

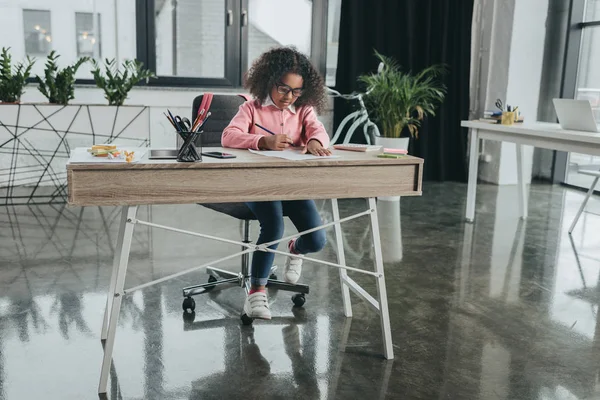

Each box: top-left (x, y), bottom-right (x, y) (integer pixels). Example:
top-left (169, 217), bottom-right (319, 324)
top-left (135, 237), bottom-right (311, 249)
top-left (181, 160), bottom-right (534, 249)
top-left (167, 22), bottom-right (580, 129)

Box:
top-left (461, 120), bottom-right (600, 144)
top-left (67, 147), bottom-right (423, 170)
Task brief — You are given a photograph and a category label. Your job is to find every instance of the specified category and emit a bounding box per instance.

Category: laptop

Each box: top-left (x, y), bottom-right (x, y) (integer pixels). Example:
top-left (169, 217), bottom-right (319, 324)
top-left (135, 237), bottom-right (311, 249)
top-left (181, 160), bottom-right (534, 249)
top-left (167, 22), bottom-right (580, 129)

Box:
top-left (553, 98), bottom-right (600, 133)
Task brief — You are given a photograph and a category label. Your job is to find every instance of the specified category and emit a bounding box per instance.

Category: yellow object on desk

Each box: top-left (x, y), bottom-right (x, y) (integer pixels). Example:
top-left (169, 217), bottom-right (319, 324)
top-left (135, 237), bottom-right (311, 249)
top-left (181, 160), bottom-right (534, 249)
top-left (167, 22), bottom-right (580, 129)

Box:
top-left (501, 111), bottom-right (515, 125)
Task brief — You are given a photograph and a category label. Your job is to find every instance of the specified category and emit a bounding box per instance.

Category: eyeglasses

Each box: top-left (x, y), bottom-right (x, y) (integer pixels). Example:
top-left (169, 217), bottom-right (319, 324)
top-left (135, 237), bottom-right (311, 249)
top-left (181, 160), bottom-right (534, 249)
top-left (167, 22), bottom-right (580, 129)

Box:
top-left (275, 82), bottom-right (303, 97)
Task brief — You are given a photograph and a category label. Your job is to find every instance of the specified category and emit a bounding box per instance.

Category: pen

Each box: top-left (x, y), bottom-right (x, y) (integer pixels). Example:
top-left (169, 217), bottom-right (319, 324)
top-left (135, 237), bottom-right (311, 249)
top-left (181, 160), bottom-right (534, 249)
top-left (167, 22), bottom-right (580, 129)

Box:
top-left (163, 112), bottom-right (177, 130)
top-left (195, 112), bottom-right (211, 132)
top-left (167, 109), bottom-right (182, 131)
top-left (255, 123), bottom-right (295, 146)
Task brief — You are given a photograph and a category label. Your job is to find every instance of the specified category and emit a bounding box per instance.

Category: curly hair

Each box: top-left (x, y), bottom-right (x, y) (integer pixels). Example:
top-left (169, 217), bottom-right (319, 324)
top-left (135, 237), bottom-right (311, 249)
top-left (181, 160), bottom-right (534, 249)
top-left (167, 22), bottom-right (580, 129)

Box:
top-left (244, 46), bottom-right (327, 114)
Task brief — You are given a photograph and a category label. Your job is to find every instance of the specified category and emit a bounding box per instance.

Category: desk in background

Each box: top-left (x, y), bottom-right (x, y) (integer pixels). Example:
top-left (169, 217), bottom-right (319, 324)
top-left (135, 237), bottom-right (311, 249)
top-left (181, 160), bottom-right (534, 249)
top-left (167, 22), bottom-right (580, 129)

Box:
top-left (461, 121), bottom-right (600, 222)
top-left (67, 147), bottom-right (424, 395)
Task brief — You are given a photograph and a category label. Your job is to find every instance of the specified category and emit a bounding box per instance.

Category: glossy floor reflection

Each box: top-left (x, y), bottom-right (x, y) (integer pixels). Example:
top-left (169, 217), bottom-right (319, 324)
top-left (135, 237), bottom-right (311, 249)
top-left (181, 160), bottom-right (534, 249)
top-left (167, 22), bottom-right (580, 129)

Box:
top-left (1, 183), bottom-right (600, 399)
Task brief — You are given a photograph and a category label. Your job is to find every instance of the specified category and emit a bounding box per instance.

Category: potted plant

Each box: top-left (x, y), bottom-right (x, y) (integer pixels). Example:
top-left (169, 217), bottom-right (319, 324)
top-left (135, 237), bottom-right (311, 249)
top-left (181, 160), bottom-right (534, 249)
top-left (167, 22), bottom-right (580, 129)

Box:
top-left (0, 47), bottom-right (35, 103)
top-left (36, 51), bottom-right (89, 105)
top-left (358, 50), bottom-right (447, 151)
top-left (91, 58), bottom-right (155, 106)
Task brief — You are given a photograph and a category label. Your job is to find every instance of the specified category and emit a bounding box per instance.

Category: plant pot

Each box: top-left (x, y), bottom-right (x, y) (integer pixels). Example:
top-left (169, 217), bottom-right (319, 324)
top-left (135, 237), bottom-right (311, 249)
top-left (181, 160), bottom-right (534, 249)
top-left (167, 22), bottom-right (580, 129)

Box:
top-left (377, 199), bottom-right (403, 262)
top-left (374, 136), bottom-right (410, 201)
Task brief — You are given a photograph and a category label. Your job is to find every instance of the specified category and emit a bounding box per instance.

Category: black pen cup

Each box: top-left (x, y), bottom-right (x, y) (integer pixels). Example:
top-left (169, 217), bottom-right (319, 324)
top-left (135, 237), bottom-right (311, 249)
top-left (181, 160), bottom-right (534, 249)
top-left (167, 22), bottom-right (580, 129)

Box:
top-left (177, 130), bottom-right (202, 162)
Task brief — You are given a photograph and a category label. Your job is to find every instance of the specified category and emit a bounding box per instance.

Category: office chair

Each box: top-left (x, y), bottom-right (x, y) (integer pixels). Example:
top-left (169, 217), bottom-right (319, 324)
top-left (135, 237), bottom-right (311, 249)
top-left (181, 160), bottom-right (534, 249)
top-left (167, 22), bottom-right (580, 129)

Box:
top-left (181, 94), bottom-right (309, 325)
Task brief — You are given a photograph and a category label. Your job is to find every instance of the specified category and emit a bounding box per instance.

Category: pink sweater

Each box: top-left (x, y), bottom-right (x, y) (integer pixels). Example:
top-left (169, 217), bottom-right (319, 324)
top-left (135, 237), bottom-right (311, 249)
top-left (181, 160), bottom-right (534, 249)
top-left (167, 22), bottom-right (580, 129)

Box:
top-left (221, 99), bottom-right (330, 150)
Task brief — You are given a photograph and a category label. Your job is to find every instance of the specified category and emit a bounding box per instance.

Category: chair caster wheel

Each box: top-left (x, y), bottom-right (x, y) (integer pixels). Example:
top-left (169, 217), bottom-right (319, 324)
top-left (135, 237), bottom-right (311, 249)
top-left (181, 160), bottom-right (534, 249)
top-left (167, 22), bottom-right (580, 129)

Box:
top-left (269, 273), bottom-right (278, 280)
top-left (292, 293), bottom-right (306, 308)
top-left (241, 313), bottom-right (254, 325)
top-left (182, 297), bottom-right (196, 313)
top-left (183, 311), bottom-right (196, 323)
top-left (205, 275), bottom-right (217, 291)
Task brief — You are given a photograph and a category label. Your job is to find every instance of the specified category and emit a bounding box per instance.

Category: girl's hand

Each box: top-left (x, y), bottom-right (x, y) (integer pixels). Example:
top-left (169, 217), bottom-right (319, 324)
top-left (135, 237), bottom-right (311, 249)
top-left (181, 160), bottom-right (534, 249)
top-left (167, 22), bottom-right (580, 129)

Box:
top-left (302, 139), bottom-right (332, 156)
top-left (259, 134), bottom-right (293, 151)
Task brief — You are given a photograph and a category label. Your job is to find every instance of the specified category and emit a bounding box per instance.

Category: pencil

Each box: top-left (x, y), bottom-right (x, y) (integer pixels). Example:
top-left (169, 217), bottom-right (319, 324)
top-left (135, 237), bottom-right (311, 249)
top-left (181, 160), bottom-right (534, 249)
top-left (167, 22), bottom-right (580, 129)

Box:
top-left (254, 123), bottom-right (295, 146)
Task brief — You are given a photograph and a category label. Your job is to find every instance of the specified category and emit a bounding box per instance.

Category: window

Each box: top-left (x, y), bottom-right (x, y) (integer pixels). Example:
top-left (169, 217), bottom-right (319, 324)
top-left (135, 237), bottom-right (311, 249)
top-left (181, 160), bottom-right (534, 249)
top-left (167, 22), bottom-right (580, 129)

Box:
top-left (75, 12), bottom-right (101, 59)
top-left (1, 1), bottom-right (135, 79)
top-left (4, 1), bottom-right (336, 87)
top-left (585, 0), bottom-right (600, 22)
top-left (23, 10), bottom-right (52, 56)
top-left (155, 0), bottom-right (226, 78)
top-left (563, 1), bottom-right (600, 189)
top-left (326, 0), bottom-right (341, 86)
top-left (247, 0), bottom-right (313, 69)
top-left (140, 0), bottom-right (334, 87)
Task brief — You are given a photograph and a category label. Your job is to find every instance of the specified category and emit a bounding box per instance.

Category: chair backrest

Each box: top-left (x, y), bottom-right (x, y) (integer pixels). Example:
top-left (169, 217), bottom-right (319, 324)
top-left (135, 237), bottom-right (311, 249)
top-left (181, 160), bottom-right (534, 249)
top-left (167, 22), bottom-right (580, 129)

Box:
top-left (192, 93), bottom-right (250, 147)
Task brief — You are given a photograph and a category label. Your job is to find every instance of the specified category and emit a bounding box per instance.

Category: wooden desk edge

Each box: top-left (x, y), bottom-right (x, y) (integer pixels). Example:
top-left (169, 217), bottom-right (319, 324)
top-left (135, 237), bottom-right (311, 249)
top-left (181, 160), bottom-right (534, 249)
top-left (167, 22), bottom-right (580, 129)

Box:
top-left (66, 155), bottom-right (424, 171)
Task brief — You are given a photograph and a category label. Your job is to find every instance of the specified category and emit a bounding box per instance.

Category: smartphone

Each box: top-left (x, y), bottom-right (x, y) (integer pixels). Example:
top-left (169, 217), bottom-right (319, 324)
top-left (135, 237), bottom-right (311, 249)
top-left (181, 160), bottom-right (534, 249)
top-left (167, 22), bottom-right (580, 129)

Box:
top-left (202, 151), bottom-right (237, 159)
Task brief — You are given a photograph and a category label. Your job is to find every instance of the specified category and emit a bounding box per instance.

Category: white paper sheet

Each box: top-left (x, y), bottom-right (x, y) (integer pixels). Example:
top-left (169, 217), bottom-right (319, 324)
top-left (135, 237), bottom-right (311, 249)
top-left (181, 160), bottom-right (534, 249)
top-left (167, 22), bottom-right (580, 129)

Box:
top-left (248, 149), bottom-right (339, 161)
top-left (67, 147), bottom-right (147, 164)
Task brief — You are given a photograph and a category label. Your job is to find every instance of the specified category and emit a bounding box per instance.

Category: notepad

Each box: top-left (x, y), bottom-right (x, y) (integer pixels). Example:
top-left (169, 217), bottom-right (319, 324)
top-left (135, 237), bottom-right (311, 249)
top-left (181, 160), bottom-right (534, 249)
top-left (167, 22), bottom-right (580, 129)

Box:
top-left (248, 149), bottom-right (339, 161)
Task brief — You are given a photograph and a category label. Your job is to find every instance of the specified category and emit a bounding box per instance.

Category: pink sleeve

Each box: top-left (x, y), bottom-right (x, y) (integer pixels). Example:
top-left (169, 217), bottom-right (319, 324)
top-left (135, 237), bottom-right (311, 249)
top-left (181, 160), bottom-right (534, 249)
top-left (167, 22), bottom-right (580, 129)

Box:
top-left (221, 101), bottom-right (264, 150)
top-left (303, 106), bottom-right (330, 148)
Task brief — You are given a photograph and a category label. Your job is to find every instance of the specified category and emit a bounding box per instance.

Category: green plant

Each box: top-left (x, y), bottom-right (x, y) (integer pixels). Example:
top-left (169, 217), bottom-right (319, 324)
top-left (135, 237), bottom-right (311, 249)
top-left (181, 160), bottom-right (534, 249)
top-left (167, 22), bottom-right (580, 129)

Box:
top-left (358, 50), bottom-right (447, 138)
top-left (91, 58), bottom-right (156, 106)
top-left (36, 51), bottom-right (89, 105)
top-left (0, 47), bottom-right (35, 103)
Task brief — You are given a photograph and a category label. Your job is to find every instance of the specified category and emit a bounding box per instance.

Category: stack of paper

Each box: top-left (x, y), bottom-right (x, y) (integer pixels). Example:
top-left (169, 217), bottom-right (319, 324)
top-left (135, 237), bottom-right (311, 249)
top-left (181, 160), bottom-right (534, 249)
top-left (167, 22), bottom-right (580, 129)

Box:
top-left (249, 149), bottom-right (339, 161)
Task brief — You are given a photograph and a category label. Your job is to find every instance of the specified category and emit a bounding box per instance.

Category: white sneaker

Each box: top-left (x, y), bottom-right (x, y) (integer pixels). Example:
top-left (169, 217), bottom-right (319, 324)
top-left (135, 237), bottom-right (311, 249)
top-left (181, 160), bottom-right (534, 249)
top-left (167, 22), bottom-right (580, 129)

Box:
top-left (284, 240), bottom-right (303, 284)
top-left (243, 291), bottom-right (271, 320)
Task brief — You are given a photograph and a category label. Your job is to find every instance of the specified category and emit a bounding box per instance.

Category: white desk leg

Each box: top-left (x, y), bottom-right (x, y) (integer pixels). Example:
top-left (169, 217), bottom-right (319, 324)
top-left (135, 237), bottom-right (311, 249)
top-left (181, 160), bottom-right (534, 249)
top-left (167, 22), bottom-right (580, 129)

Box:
top-left (368, 198), bottom-right (394, 359)
top-left (465, 129), bottom-right (480, 223)
top-left (101, 208), bottom-right (129, 341)
top-left (331, 199), bottom-right (352, 317)
top-left (99, 205), bottom-right (137, 394)
top-left (516, 144), bottom-right (528, 220)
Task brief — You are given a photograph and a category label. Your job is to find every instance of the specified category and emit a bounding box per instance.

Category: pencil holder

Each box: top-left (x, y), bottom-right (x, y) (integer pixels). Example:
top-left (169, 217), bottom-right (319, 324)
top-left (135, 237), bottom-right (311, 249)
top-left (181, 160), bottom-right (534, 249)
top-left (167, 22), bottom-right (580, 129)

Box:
top-left (177, 130), bottom-right (202, 162)
top-left (501, 112), bottom-right (515, 126)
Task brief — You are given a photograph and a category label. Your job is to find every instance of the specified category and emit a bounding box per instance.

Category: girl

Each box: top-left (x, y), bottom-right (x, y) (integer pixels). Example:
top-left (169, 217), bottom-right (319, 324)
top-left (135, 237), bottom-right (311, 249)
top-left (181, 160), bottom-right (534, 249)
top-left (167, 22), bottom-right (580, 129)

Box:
top-left (222, 46), bottom-right (330, 320)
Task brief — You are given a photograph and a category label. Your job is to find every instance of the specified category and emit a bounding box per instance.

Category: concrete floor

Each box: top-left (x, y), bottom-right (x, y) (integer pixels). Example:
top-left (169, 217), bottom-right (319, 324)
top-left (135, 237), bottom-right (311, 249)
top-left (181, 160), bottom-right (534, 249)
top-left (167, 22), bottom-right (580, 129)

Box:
top-left (1, 182), bottom-right (600, 400)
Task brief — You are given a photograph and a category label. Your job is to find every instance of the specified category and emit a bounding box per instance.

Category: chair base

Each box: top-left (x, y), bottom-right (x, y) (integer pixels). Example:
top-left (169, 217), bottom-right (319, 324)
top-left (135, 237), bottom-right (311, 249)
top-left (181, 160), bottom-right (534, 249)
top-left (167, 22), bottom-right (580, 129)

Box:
top-left (182, 266), bottom-right (309, 300)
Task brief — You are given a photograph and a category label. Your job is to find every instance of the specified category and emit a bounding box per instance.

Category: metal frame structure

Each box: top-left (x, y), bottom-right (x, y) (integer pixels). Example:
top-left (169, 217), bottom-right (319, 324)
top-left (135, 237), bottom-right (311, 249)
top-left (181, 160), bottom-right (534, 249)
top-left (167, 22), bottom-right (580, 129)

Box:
top-left (568, 169), bottom-right (600, 234)
top-left (97, 198), bottom-right (394, 395)
top-left (179, 218), bottom-right (309, 308)
top-left (0, 104), bottom-right (150, 205)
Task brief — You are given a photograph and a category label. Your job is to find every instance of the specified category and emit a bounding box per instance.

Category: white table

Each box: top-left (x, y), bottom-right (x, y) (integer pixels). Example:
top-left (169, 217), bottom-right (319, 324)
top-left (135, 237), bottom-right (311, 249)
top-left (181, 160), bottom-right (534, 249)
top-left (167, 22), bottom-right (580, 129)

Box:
top-left (461, 121), bottom-right (600, 222)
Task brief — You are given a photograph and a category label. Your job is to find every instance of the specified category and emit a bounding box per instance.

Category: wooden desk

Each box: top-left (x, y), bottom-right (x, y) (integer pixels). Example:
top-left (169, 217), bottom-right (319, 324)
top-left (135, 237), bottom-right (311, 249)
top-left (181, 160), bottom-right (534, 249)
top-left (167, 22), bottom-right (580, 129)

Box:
top-left (461, 121), bottom-right (600, 222)
top-left (67, 147), bottom-right (424, 395)
top-left (68, 147), bottom-right (423, 206)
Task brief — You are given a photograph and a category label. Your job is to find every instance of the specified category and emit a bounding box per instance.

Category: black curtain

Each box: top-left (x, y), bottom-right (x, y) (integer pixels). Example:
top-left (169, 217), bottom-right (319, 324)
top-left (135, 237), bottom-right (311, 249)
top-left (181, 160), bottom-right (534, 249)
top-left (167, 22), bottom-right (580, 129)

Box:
top-left (334, 0), bottom-right (473, 182)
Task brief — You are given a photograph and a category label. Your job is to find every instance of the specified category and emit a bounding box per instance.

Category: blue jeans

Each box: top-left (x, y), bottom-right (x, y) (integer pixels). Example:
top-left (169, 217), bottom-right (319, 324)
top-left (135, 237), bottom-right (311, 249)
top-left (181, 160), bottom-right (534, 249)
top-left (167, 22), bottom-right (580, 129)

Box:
top-left (245, 200), bottom-right (326, 286)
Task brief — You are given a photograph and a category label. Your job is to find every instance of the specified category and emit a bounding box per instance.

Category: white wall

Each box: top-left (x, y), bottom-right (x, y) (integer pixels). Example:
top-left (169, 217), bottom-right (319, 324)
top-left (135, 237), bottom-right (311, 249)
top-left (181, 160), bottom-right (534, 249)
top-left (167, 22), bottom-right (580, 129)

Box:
top-left (497, 0), bottom-right (548, 185)
top-left (472, 0), bottom-right (549, 185)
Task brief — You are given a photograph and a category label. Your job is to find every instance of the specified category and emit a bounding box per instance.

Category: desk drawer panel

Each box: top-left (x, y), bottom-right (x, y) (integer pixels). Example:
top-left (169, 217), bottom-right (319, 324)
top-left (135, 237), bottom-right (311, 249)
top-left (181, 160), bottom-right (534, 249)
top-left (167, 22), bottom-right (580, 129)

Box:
top-left (68, 164), bottom-right (422, 206)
